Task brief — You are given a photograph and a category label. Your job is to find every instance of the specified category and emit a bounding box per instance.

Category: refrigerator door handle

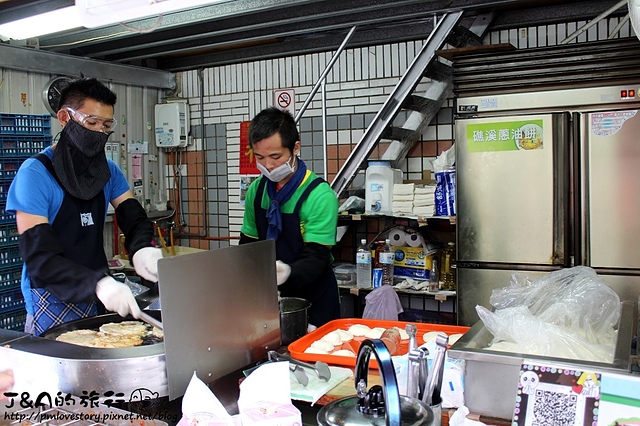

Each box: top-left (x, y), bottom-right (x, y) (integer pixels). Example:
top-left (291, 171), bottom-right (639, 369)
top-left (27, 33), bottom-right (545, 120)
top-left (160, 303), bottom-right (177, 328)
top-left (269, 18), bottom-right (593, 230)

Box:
top-left (552, 112), bottom-right (572, 267)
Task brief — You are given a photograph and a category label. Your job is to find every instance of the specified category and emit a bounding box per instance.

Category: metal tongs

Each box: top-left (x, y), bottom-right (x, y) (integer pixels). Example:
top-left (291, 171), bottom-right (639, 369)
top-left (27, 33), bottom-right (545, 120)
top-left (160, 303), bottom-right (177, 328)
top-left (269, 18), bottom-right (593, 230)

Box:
top-left (288, 364), bottom-right (309, 387)
top-left (138, 310), bottom-right (163, 330)
top-left (406, 324), bottom-right (430, 399)
top-left (268, 351), bottom-right (332, 381)
top-left (422, 332), bottom-right (449, 406)
top-left (135, 279), bottom-right (163, 330)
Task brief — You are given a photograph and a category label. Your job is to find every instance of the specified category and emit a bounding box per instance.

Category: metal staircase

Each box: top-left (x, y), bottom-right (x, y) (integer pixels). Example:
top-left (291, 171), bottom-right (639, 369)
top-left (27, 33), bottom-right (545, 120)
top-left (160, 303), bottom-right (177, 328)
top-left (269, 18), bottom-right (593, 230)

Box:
top-left (331, 10), bottom-right (492, 198)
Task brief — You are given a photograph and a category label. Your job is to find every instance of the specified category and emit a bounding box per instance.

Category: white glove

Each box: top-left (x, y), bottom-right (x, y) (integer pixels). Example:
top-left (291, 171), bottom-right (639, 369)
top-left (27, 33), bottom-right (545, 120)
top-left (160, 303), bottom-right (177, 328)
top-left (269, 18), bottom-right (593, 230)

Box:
top-left (96, 276), bottom-right (142, 318)
top-left (276, 260), bottom-right (291, 285)
top-left (132, 247), bottom-right (163, 282)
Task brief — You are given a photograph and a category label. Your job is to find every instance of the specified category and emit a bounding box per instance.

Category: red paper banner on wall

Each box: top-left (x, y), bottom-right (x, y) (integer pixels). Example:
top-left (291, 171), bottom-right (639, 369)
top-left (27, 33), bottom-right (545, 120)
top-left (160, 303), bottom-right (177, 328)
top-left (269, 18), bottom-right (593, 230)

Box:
top-left (239, 120), bottom-right (260, 175)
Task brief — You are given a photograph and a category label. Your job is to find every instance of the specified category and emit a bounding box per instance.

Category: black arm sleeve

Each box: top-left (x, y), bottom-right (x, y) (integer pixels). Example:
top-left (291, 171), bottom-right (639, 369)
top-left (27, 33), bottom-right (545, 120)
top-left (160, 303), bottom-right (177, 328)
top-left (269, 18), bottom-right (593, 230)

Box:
top-left (279, 242), bottom-right (332, 293)
top-left (239, 232), bottom-right (258, 245)
top-left (115, 198), bottom-right (154, 265)
top-left (19, 223), bottom-right (104, 303)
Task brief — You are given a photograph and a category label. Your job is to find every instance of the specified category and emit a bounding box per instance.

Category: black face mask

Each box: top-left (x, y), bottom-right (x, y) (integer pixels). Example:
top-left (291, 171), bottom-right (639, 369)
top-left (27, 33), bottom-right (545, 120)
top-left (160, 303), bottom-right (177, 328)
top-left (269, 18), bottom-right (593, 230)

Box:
top-left (52, 119), bottom-right (112, 200)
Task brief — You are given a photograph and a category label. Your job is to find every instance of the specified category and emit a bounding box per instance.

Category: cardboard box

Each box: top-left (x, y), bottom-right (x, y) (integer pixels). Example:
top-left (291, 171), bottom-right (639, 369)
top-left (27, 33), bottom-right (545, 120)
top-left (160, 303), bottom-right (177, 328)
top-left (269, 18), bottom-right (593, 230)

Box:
top-left (391, 246), bottom-right (433, 279)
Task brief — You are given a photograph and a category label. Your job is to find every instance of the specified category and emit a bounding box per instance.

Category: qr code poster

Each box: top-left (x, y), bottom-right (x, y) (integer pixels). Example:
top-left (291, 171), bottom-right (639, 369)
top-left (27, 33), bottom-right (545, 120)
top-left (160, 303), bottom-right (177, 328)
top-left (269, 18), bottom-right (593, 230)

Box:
top-left (597, 372), bottom-right (640, 426)
top-left (513, 362), bottom-right (600, 426)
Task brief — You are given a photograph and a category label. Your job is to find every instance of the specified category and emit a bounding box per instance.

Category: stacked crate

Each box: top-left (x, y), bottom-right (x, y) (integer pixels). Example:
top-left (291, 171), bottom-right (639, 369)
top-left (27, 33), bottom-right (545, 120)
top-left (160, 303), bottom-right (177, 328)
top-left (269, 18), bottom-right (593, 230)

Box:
top-left (0, 113), bottom-right (52, 330)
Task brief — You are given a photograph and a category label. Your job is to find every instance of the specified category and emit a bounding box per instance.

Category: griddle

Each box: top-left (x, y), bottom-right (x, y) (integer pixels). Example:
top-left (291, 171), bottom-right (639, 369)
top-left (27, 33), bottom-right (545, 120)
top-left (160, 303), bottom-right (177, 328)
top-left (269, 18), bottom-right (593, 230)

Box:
top-left (42, 311), bottom-right (164, 346)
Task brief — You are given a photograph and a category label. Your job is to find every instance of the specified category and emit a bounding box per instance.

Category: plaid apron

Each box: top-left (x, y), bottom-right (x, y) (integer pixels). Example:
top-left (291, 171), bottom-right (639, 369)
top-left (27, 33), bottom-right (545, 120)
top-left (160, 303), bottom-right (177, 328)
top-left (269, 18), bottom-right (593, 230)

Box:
top-left (32, 288), bottom-right (97, 336)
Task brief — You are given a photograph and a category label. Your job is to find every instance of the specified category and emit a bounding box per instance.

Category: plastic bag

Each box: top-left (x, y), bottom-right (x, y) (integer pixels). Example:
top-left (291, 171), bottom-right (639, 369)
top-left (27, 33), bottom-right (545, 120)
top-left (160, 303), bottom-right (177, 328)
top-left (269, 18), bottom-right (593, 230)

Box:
top-left (362, 285), bottom-right (403, 321)
top-left (113, 272), bottom-right (147, 296)
top-left (113, 273), bottom-right (161, 310)
top-left (432, 146), bottom-right (456, 216)
top-left (489, 266), bottom-right (620, 341)
top-left (477, 266), bottom-right (620, 363)
top-left (338, 195), bottom-right (365, 213)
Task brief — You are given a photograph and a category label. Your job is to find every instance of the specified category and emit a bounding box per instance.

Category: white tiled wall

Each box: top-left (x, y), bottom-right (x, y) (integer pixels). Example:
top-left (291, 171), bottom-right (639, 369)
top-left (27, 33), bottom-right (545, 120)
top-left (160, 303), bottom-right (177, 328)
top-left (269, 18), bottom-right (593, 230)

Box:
top-left (177, 16), bottom-right (635, 245)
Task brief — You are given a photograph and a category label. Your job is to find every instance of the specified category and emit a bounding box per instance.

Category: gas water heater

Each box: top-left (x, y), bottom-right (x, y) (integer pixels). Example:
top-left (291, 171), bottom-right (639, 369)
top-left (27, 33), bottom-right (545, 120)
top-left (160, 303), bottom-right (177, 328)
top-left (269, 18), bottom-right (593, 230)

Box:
top-left (155, 102), bottom-right (189, 148)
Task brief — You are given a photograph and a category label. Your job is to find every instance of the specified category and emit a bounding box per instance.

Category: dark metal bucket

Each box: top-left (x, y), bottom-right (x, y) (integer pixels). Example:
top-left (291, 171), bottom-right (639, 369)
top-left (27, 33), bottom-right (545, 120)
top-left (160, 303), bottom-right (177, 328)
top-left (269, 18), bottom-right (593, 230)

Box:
top-left (279, 297), bottom-right (310, 346)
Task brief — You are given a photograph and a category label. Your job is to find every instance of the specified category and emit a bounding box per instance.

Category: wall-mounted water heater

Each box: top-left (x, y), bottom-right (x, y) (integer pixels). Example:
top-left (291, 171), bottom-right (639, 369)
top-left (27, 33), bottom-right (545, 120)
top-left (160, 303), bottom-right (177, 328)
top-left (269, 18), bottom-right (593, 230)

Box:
top-left (155, 102), bottom-right (189, 148)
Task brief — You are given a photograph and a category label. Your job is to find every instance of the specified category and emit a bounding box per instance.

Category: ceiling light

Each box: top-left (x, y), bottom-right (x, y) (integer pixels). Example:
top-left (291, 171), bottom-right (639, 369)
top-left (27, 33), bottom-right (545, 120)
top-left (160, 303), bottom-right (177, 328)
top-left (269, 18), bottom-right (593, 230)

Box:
top-left (0, 6), bottom-right (83, 41)
top-left (76, 0), bottom-right (226, 28)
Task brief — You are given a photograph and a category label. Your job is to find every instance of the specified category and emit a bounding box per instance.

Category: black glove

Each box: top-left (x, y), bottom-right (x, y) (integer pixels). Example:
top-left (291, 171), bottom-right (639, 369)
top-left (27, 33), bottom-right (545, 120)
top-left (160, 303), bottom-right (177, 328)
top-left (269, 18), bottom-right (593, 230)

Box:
top-left (279, 242), bottom-right (332, 292)
top-left (20, 223), bottom-right (103, 303)
top-left (115, 198), bottom-right (154, 263)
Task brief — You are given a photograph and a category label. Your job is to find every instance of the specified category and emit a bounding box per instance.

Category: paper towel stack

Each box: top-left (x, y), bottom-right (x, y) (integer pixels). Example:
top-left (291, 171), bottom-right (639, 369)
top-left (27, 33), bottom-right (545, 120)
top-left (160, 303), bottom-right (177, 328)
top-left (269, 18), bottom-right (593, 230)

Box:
top-left (392, 183), bottom-right (436, 217)
top-left (413, 185), bottom-right (436, 217)
top-left (392, 183), bottom-right (414, 216)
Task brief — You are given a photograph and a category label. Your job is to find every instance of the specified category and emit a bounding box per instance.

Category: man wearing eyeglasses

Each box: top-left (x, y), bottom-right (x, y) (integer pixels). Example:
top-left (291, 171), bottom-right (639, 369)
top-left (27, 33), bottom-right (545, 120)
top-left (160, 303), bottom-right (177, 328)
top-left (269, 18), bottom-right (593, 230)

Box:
top-left (6, 78), bottom-right (163, 336)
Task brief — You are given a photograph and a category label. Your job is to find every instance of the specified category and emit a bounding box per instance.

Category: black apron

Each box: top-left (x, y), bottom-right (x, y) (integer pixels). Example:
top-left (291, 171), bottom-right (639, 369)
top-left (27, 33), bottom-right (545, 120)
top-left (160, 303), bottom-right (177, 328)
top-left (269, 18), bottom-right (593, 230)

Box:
top-left (31, 154), bottom-right (108, 335)
top-left (254, 177), bottom-right (340, 327)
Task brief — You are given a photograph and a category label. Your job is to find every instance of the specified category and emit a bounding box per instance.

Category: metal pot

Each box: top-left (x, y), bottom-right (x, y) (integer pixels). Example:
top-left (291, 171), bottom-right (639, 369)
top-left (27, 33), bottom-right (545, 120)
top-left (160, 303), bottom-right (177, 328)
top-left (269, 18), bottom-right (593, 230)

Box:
top-left (279, 297), bottom-right (309, 345)
top-left (317, 339), bottom-right (435, 426)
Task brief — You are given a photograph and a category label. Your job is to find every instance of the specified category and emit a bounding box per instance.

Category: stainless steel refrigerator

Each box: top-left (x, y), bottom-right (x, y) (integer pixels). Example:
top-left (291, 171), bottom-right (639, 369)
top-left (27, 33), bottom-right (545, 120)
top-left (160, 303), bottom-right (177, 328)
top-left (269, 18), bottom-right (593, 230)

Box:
top-left (454, 84), bottom-right (640, 326)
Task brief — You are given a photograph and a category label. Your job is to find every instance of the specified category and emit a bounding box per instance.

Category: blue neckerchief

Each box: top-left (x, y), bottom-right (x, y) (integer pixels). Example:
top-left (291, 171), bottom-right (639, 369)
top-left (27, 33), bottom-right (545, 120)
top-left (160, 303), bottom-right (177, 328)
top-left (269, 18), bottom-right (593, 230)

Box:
top-left (265, 158), bottom-right (307, 240)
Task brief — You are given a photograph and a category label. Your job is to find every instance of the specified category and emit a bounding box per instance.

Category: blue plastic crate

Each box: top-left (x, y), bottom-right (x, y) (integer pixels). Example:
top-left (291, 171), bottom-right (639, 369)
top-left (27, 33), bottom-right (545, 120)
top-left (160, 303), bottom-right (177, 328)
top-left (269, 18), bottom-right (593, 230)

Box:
top-left (0, 267), bottom-right (22, 290)
top-left (0, 158), bottom-right (24, 180)
top-left (0, 206), bottom-right (16, 224)
top-left (0, 114), bottom-right (51, 136)
top-left (0, 245), bottom-right (21, 269)
top-left (0, 224), bottom-right (18, 247)
top-left (0, 287), bottom-right (24, 313)
top-left (0, 308), bottom-right (26, 331)
top-left (0, 135), bottom-right (51, 157)
top-left (0, 181), bottom-right (12, 203)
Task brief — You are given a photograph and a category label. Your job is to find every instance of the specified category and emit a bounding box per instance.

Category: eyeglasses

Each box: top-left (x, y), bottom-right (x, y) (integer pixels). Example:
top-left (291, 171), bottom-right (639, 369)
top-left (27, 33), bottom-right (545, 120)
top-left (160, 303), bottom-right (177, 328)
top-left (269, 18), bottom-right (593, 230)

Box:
top-left (65, 107), bottom-right (117, 134)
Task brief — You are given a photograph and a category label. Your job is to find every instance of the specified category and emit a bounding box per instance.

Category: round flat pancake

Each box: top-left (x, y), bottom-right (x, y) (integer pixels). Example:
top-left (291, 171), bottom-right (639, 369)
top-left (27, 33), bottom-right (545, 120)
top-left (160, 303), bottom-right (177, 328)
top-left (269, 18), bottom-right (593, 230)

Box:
top-left (56, 330), bottom-right (99, 347)
top-left (92, 333), bottom-right (143, 348)
top-left (335, 329), bottom-right (353, 342)
top-left (310, 340), bottom-right (334, 352)
top-left (321, 330), bottom-right (342, 345)
top-left (364, 327), bottom-right (385, 339)
top-left (99, 321), bottom-right (148, 336)
top-left (422, 331), bottom-right (446, 343)
top-left (448, 333), bottom-right (463, 345)
top-left (347, 324), bottom-right (370, 336)
top-left (304, 346), bottom-right (329, 355)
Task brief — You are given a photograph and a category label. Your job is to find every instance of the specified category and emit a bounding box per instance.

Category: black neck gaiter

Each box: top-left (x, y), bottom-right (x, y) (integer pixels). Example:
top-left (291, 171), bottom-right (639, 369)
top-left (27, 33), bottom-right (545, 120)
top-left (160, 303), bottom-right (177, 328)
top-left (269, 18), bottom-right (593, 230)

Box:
top-left (52, 119), bottom-right (111, 200)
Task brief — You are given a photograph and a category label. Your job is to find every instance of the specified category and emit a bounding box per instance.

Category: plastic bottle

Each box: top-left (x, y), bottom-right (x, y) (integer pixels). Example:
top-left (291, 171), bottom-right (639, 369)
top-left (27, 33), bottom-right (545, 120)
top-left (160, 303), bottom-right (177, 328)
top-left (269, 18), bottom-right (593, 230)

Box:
top-left (379, 238), bottom-right (395, 286)
top-left (356, 239), bottom-right (372, 288)
top-left (428, 256), bottom-right (439, 292)
top-left (441, 242), bottom-right (455, 290)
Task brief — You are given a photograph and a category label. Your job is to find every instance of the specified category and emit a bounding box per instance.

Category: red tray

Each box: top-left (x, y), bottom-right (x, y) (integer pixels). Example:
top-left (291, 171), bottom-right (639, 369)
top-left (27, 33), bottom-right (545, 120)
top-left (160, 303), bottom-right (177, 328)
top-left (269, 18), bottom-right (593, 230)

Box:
top-left (288, 318), bottom-right (469, 368)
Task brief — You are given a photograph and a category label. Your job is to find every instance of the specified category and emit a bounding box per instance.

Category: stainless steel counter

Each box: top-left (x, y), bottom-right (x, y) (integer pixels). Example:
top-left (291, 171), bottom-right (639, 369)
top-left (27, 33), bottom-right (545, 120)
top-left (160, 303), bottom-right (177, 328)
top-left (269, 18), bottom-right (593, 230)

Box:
top-left (448, 300), bottom-right (635, 419)
top-left (0, 329), bottom-right (168, 400)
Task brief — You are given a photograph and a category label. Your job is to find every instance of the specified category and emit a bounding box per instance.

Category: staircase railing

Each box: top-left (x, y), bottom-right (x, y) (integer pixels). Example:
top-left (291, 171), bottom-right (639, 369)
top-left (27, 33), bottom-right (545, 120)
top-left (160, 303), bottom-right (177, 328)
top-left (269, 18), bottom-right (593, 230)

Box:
top-left (294, 25), bottom-right (357, 181)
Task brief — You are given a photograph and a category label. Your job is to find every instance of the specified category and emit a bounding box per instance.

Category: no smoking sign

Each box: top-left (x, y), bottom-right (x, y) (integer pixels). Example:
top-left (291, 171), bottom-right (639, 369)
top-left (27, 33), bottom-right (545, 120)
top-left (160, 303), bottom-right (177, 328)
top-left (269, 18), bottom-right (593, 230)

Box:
top-left (274, 89), bottom-right (295, 116)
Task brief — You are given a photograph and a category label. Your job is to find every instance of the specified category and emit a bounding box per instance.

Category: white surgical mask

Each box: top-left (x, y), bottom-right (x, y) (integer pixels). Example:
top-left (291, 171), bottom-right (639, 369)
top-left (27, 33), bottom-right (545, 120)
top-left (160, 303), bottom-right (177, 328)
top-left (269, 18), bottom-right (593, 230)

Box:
top-left (257, 155), bottom-right (296, 182)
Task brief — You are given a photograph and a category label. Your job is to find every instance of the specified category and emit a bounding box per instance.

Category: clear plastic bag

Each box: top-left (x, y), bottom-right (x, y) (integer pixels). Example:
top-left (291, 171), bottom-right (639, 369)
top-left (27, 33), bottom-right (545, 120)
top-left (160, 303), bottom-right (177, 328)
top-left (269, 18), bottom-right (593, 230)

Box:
top-left (477, 266), bottom-right (621, 363)
top-left (362, 285), bottom-right (404, 321)
top-left (113, 272), bottom-right (147, 296)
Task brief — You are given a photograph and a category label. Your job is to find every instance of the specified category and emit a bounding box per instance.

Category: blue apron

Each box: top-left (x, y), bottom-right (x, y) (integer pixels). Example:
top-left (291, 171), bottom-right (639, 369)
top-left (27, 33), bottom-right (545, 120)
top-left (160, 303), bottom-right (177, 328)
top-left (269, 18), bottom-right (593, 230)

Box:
top-left (31, 154), bottom-right (107, 336)
top-left (254, 177), bottom-right (340, 327)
